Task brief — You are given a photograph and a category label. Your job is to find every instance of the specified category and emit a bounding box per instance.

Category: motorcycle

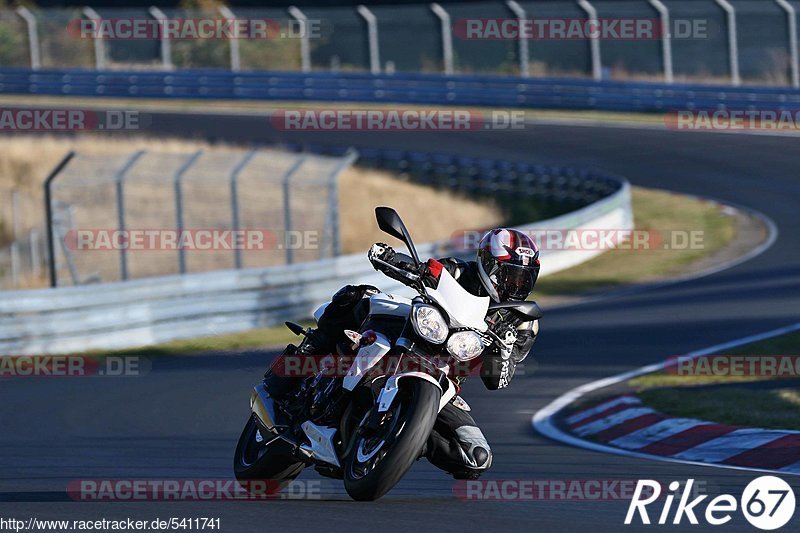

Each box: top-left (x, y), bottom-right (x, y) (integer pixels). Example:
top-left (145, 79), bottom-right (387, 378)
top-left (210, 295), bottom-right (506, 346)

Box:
top-left (233, 206), bottom-right (542, 500)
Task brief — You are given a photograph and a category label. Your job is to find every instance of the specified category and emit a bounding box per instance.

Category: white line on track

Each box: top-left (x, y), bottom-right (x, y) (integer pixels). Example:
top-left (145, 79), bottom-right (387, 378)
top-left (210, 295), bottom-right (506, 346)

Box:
top-left (532, 321), bottom-right (800, 476)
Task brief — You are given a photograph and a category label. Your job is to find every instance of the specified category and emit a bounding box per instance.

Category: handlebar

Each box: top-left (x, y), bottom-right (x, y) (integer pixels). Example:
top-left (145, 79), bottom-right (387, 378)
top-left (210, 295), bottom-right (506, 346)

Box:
top-left (373, 248), bottom-right (506, 353)
top-left (371, 257), bottom-right (421, 282)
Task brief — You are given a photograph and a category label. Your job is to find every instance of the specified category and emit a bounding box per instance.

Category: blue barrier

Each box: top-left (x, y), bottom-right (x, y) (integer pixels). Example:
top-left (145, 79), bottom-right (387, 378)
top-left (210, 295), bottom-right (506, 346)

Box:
top-left (2, 68), bottom-right (800, 112)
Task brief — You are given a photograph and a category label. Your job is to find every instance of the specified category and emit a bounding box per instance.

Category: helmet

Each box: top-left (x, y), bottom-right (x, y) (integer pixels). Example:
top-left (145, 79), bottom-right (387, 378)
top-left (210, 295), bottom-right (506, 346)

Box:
top-left (477, 229), bottom-right (540, 301)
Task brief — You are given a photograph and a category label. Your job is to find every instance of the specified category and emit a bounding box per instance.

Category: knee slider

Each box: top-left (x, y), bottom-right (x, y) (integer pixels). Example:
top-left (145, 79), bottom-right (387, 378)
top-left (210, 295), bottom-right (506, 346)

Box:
top-left (472, 446), bottom-right (491, 469)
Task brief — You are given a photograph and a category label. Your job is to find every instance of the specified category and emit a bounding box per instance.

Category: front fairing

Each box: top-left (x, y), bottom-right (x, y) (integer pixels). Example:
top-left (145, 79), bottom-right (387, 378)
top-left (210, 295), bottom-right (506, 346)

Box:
top-left (424, 269), bottom-right (490, 332)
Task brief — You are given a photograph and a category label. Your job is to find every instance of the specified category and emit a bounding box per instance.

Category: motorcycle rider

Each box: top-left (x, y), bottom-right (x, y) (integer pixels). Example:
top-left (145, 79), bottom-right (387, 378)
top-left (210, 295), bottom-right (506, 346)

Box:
top-left (267, 228), bottom-right (541, 480)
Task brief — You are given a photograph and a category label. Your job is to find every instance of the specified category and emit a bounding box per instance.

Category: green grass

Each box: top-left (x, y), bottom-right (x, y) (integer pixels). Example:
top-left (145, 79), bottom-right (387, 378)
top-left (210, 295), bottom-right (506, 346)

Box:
top-left (629, 331), bottom-right (800, 390)
top-left (726, 330), bottom-right (800, 356)
top-left (536, 187), bottom-right (736, 295)
top-left (90, 322), bottom-right (313, 357)
top-left (638, 387), bottom-right (800, 431)
top-left (629, 373), bottom-right (766, 389)
top-left (628, 330), bottom-right (800, 430)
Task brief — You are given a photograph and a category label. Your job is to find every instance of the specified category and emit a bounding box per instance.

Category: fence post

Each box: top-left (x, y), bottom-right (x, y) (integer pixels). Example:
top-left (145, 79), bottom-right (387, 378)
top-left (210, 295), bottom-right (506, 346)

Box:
top-left (649, 0), bottom-right (674, 83)
top-left (281, 156), bottom-right (307, 265)
top-left (114, 150), bottom-right (146, 281)
top-left (82, 7), bottom-right (107, 70)
top-left (10, 242), bottom-right (19, 287)
top-left (289, 6), bottom-right (312, 72)
top-left (229, 149), bottom-right (258, 269)
top-left (506, 1), bottom-right (529, 78)
top-left (12, 192), bottom-right (20, 240)
top-left (55, 204), bottom-right (81, 285)
top-left (577, 0), bottom-right (602, 80)
top-left (44, 151), bottom-right (75, 288)
top-left (777, 0), bottom-right (800, 88)
top-left (431, 3), bottom-right (454, 75)
top-left (10, 192), bottom-right (20, 287)
top-left (173, 151), bottom-right (203, 275)
top-left (326, 148), bottom-right (358, 258)
top-left (219, 5), bottom-right (241, 71)
top-left (715, 0), bottom-right (740, 86)
top-left (357, 5), bottom-right (381, 74)
top-left (30, 230), bottom-right (40, 279)
top-left (15, 7), bottom-right (41, 70)
top-left (149, 7), bottom-right (173, 70)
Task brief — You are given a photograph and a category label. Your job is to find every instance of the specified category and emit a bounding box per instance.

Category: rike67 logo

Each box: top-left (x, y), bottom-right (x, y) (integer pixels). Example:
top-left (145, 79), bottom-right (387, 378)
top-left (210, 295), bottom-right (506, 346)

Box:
top-left (626, 477), bottom-right (795, 530)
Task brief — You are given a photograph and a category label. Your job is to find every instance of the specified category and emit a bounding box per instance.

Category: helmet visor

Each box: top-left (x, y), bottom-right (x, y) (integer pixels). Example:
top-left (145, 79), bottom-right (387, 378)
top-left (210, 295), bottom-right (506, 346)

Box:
top-left (498, 263), bottom-right (537, 300)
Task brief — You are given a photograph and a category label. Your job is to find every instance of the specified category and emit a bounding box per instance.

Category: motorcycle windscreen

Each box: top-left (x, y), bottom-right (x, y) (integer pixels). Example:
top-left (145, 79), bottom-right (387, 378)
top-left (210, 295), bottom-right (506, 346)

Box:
top-left (425, 269), bottom-right (489, 332)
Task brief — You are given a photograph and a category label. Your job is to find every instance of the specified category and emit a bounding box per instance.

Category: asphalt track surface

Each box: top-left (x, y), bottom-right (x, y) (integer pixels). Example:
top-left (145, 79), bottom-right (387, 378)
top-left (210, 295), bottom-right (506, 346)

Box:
top-left (2, 113), bottom-right (800, 532)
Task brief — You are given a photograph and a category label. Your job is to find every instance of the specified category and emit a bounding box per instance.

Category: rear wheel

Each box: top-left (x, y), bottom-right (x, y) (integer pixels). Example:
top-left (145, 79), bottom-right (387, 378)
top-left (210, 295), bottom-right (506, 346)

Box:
top-left (344, 379), bottom-right (440, 501)
top-left (233, 416), bottom-right (305, 496)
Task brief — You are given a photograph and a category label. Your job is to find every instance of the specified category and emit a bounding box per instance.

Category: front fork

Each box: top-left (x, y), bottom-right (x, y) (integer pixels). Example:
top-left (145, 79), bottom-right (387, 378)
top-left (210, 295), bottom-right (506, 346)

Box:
top-left (376, 367), bottom-right (456, 415)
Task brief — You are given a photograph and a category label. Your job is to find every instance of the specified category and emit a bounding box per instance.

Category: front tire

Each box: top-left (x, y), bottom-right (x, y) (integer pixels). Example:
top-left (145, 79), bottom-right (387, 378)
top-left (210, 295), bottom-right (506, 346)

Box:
top-left (344, 379), bottom-right (440, 501)
top-left (233, 416), bottom-right (305, 496)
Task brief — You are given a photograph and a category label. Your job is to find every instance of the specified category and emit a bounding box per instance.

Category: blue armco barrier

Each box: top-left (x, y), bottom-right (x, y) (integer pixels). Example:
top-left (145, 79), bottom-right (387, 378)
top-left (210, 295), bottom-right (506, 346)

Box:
top-left (2, 68), bottom-right (800, 112)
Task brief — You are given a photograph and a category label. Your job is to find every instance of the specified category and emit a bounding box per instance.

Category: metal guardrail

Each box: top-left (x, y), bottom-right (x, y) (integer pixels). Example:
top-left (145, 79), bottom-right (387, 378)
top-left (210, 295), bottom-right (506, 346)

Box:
top-left (0, 168), bottom-right (631, 355)
top-left (2, 68), bottom-right (800, 112)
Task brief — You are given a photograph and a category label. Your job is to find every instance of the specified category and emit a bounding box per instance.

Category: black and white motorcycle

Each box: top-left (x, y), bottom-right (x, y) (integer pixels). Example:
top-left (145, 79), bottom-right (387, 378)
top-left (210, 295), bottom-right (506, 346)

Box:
top-left (233, 207), bottom-right (540, 501)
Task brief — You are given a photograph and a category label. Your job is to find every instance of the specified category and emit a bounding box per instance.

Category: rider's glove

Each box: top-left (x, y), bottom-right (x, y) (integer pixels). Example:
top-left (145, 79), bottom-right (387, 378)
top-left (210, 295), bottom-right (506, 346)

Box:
top-left (492, 322), bottom-right (518, 360)
top-left (368, 242), bottom-right (395, 264)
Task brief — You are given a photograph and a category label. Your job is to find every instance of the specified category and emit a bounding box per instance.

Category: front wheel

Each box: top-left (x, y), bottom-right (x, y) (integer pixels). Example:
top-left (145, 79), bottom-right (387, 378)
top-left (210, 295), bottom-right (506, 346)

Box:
top-left (344, 379), bottom-right (440, 501)
top-left (233, 416), bottom-right (305, 496)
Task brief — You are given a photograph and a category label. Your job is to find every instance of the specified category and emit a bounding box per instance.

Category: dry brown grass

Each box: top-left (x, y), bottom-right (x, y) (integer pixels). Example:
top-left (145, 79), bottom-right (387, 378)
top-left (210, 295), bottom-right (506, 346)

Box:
top-left (0, 135), bottom-right (239, 192)
top-left (339, 167), bottom-right (501, 253)
top-left (0, 135), bottom-right (256, 250)
top-left (0, 134), bottom-right (503, 285)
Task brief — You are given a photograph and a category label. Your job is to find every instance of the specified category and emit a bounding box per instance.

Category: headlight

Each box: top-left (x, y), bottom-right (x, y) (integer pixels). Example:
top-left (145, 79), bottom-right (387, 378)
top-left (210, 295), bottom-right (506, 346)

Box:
top-left (411, 304), bottom-right (448, 344)
top-left (447, 331), bottom-right (485, 361)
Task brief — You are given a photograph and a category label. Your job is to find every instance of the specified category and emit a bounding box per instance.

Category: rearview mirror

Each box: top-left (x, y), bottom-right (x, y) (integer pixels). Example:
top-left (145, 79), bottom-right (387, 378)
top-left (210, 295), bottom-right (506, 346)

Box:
top-left (375, 206), bottom-right (421, 265)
